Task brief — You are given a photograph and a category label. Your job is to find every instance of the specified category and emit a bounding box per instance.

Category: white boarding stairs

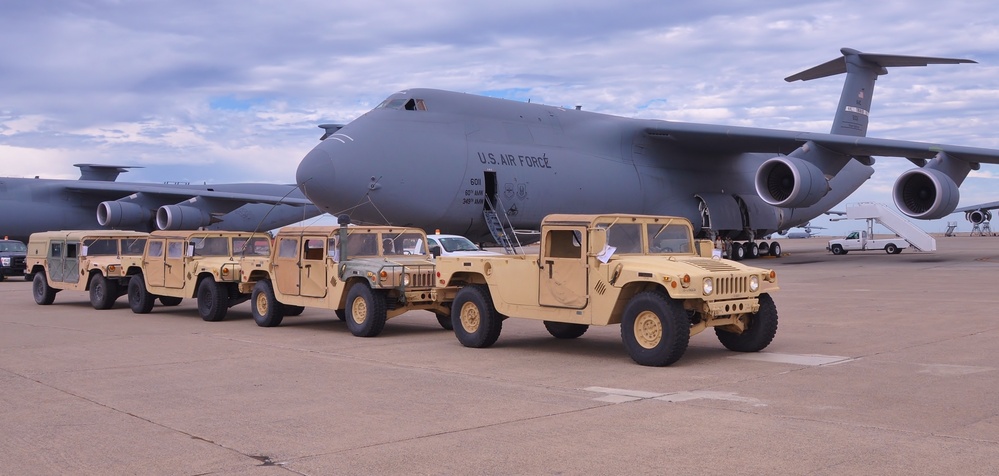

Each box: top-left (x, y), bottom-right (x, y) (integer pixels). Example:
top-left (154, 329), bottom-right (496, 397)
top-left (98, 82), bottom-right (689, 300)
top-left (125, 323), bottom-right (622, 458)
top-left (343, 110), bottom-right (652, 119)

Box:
top-left (844, 202), bottom-right (936, 252)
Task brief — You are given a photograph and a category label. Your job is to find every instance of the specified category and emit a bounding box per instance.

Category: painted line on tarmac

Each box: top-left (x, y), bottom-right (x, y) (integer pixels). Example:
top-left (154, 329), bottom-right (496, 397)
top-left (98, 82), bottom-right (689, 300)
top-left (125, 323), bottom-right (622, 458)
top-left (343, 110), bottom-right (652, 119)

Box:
top-left (583, 387), bottom-right (766, 406)
top-left (729, 352), bottom-right (855, 366)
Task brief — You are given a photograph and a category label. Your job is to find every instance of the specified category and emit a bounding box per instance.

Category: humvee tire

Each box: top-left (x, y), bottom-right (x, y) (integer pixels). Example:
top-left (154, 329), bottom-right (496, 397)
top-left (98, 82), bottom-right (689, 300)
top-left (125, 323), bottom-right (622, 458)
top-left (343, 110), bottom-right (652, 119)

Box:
top-left (284, 305), bottom-right (305, 316)
top-left (345, 283), bottom-right (387, 337)
top-left (543, 321), bottom-right (588, 339)
top-left (435, 312), bottom-right (453, 330)
top-left (715, 293), bottom-right (778, 352)
top-left (32, 272), bottom-right (57, 305)
top-left (89, 274), bottom-right (118, 310)
top-left (197, 279), bottom-right (229, 322)
top-left (251, 279), bottom-right (285, 327)
top-left (451, 285), bottom-right (503, 348)
top-left (159, 296), bottom-right (183, 306)
top-left (128, 274), bottom-right (155, 314)
top-left (334, 309), bottom-right (347, 321)
top-left (620, 290), bottom-right (689, 367)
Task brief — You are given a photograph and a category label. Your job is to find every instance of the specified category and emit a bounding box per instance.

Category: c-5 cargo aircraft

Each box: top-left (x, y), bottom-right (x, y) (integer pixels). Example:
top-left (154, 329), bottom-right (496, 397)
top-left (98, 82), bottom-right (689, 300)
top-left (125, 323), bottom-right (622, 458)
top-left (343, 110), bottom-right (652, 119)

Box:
top-left (295, 48), bottom-right (999, 258)
top-left (0, 164), bottom-right (322, 242)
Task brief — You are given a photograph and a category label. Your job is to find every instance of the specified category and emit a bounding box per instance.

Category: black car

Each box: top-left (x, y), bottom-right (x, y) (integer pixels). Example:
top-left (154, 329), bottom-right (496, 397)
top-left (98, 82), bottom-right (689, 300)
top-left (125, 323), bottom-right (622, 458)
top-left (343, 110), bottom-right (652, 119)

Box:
top-left (0, 239), bottom-right (28, 281)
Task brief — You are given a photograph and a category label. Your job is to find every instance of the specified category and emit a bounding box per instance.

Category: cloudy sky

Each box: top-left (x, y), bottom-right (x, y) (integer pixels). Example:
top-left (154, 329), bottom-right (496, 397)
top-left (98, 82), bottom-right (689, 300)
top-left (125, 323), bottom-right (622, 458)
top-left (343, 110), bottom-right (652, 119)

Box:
top-left (3, 0), bottom-right (999, 235)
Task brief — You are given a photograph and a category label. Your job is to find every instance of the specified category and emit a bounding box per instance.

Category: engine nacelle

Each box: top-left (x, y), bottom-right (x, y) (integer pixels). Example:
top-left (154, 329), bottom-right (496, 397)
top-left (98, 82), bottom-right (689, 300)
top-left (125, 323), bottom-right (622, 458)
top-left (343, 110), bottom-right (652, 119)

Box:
top-left (156, 205), bottom-right (212, 230)
top-left (97, 201), bottom-right (152, 228)
top-left (755, 156), bottom-right (829, 208)
top-left (967, 209), bottom-right (992, 225)
top-left (892, 168), bottom-right (960, 220)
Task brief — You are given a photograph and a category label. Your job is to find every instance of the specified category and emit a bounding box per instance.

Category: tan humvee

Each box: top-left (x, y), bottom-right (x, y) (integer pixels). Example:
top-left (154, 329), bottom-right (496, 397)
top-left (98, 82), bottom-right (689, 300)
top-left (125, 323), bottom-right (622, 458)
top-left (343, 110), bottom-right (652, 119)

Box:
top-left (26, 230), bottom-right (149, 309)
top-left (435, 214), bottom-right (780, 366)
top-left (125, 230), bottom-right (272, 321)
top-left (246, 220), bottom-right (454, 337)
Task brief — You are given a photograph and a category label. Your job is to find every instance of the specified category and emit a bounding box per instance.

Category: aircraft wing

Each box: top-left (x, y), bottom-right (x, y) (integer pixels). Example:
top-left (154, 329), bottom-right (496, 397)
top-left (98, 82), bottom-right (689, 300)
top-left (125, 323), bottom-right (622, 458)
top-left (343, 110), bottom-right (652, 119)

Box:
top-left (953, 201), bottom-right (999, 213)
top-left (645, 121), bottom-right (999, 165)
top-left (62, 181), bottom-right (314, 205)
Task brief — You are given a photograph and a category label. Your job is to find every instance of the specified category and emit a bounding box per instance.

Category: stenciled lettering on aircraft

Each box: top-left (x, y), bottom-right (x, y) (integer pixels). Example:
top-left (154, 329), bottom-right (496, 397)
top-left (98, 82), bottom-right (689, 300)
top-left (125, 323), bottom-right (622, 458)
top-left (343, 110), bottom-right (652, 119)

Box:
top-left (476, 152), bottom-right (553, 169)
top-left (461, 178), bottom-right (486, 206)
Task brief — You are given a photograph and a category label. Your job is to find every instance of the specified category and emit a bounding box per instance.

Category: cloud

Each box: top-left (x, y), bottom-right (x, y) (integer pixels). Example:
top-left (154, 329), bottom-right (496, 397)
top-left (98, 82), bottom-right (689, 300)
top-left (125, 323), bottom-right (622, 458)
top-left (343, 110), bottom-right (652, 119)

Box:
top-left (2, 0), bottom-right (999, 234)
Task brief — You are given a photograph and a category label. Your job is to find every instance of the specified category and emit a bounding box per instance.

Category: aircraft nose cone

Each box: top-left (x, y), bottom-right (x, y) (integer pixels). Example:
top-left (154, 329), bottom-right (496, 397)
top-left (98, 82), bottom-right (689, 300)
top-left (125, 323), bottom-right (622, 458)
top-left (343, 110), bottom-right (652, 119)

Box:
top-left (297, 147), bottom-right (336, 210)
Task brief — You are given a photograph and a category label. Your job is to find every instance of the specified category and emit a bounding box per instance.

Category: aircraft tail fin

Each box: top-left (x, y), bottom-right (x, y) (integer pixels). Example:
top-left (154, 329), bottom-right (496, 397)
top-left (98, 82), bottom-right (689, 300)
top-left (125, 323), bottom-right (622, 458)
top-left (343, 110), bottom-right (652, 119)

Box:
top-left (785, 48), bottom-right (975, 138)
top-left (74, 164), bottom-right (142, 182)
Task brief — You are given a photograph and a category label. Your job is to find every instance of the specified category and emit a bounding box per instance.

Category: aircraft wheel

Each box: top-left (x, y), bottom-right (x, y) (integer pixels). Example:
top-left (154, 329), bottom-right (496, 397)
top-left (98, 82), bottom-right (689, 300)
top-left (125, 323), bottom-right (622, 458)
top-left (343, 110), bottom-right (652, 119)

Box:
top-left (885, 243), bottom-right (899, 254)
top-left (251, 279), bottom-right (285, 327)
top-left (769, 242), bottom-right (782, 257)
top-left (32, 272), bottom-right (57, 305)
top-left (128, 274), bottom-right (155, 314)
top-left (744, 242), bottom-right (759, 259)
top-left (757, 242), bottom-right (770, 256)
top-left (435, 312), bottom-right (453, 330)
top-left (830, 244), bottom-right (847, 255)
top-left (543, 321), bottom-right (589, 339)
top-left (89, 274), bottom-right (118, 310)
top-left (284, 305), bottom-right (305, 316)
top-left (451, 285), bottom-right (502, 348)
top-left (730, 243), bottom-right (745, 261)
top-left (159, 296), bottom-right (183, 306)
top-left (345, 283), bottom-right (387, 337)
top-left (620, 290), bottom-right (689, 366)
top-left (197, 279), bottom-right (229, 322)
top-left (715, 293), bottom-right (778, 352)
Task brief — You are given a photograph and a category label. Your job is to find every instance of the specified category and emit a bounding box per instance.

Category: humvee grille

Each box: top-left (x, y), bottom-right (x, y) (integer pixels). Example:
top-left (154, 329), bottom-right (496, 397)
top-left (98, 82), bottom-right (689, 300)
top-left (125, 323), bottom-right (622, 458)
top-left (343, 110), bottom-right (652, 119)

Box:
top-left (714, 275), bottom-right (748, 295)
top-left (410, 270), bottom-right (435, 288)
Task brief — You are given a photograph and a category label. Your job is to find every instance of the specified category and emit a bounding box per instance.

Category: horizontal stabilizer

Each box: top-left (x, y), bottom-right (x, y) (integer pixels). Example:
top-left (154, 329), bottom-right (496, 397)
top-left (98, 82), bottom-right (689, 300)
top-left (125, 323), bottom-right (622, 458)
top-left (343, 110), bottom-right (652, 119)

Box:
top-left (75, 163), bottom-right (142, 182)
top-left (785, 47), bottom-right (976, 82)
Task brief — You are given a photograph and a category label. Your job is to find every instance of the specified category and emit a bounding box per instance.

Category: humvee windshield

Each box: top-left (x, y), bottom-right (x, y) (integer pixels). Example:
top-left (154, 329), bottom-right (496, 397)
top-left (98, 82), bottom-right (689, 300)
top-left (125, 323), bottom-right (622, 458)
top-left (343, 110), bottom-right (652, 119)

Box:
top-left (83, 238), bottom-right (118, 256)
top-left (382, 232), bottom-right (427, 255)
top-left (122, 238), bottom-right (146, 255)
top-left (234, 237), bottom-right (270, 256)
top-left (191, 237), bottom-right (230, 257)
top-left (648, 222), bottom-right (693, 254)
top-left (598, 219), bottom-right (693, 255)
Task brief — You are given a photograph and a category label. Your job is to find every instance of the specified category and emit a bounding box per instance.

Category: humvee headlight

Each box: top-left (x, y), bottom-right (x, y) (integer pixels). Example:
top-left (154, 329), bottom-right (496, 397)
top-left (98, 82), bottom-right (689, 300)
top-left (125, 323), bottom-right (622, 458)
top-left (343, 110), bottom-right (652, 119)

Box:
top-left (702, 277), bottom-right (713, 295)
top-left (750, 275), bottom-right (760, 292)
top-left (379, 270), bottom-right (388, 281)
top-left (107, 265), bottom-right (117, 273)
top-left (402, 273), bottom-right (410, 286)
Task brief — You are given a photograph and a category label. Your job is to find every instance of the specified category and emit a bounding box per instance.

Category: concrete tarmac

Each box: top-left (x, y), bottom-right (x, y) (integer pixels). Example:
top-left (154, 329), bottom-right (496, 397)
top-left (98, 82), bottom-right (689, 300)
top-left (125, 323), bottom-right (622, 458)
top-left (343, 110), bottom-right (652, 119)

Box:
top-left (1, 236), bottom-right (997, 475)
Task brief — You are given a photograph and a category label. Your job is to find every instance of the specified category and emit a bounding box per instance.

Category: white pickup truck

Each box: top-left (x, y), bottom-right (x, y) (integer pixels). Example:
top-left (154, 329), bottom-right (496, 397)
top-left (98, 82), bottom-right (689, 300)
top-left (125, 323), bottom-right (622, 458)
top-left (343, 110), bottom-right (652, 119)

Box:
top-left (827, 230), bottom-right (910, 255)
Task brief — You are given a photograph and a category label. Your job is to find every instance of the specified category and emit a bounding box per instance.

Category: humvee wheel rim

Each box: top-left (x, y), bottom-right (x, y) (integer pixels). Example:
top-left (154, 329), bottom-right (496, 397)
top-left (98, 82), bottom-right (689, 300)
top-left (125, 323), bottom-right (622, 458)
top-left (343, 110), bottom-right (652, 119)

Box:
top-left (459, 302), bottom-right (481, 333)
top-left (352, 296), bottom-right (368, 324)
top-left (634, 310), bottom-right (662, 349)
top-left (255, 293), bottom-right (268, 315)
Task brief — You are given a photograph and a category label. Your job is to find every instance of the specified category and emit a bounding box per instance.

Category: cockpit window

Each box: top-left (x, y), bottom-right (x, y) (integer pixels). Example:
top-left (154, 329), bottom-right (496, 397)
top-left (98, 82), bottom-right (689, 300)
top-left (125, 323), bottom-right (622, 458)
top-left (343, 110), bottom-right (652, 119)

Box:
top-left (376, 97), bottom-right (427, 111)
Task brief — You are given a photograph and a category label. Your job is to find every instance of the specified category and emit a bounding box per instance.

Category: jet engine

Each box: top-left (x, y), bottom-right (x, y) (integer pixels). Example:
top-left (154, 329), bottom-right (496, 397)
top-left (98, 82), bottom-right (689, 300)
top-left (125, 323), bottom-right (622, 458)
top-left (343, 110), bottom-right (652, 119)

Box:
top-left (97, 201), bottom-right (153, 228)
top-left (156, 205), bottom-right (212, 230)
top-left (755, 156), bottom-right (829, 208)
top-left (967, 209), bottom-right (992, 225)
top-left (891, 168), bottom-right (960, 219)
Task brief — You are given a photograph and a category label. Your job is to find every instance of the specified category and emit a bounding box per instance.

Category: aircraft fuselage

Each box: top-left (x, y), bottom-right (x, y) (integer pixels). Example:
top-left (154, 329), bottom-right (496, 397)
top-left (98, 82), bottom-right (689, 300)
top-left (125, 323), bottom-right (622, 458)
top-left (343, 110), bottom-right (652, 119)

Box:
top-left (296, 88), bottom-right (870, 240)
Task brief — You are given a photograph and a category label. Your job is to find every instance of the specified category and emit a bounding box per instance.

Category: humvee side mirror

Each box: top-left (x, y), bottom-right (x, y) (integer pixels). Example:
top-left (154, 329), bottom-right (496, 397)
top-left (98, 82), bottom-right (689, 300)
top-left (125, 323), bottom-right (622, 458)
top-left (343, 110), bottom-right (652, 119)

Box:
top-left (430, 245), bottom-right (441, 258)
